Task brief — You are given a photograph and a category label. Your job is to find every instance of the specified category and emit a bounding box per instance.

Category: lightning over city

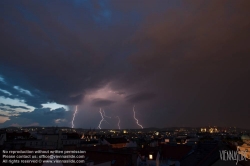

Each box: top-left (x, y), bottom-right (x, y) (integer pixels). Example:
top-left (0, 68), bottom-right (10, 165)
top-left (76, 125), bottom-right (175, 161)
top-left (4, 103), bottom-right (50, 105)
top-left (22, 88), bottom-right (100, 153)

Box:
top-left (116, 116), bottom-right (121, 129)
top-left (98, 108), bottom-right (104, 129)
top-left (98, 109), bottom-right (111, 127)
top-left (104, 121), bottom-right (110, 126)
top-left (133, 105), bottom-right (143, 129)
top-left (71, 105), bottom-right (78, 128)
top-left (1, 1), bottom-right (250, 165)
top-left (102, 110), bottom-right (111, 119)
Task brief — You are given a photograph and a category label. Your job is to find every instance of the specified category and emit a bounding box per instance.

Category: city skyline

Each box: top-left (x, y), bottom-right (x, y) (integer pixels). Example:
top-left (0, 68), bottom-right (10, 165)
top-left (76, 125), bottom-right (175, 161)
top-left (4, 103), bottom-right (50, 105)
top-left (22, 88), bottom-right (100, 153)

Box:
top-left (0, 0), bottom-right (250, 129)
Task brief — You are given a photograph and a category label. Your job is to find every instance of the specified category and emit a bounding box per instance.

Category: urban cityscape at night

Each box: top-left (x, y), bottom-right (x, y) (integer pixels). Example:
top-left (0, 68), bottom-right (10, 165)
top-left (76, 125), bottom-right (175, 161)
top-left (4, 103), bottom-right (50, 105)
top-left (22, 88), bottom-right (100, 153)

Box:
top-left (0, 0), bottom-right (250, 165)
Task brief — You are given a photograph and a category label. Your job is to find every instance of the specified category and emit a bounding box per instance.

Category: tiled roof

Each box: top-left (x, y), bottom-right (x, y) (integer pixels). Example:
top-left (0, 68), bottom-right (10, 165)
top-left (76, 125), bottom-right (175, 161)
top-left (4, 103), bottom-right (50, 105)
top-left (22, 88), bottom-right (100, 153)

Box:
top-left (105, 138), bottom-right (128, 144)
top-left (161, 144), bottom-right (192, 160)
top-left (82, 145), bottom-right (112, 151)
top-left (85, 150), bottom-right (133, 166)
top-left (6, 132), bottom-right (30, 140)
top-left (81, 140), bottom-right (99, 144)
top-left (64, 133), bottom-right (81, 139)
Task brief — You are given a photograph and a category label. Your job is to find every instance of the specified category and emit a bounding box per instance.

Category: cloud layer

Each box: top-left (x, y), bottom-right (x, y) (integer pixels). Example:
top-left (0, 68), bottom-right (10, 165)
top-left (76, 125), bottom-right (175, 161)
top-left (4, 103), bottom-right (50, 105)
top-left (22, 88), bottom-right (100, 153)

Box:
top-left (0, 0), bottom-right (250, 128)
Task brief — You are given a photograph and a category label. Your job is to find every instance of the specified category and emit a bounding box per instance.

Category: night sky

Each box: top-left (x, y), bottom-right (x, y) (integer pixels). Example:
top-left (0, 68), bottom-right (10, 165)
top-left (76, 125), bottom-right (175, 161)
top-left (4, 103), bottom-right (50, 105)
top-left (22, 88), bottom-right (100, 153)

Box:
top-left (0, 0), bottom-right (250, 129)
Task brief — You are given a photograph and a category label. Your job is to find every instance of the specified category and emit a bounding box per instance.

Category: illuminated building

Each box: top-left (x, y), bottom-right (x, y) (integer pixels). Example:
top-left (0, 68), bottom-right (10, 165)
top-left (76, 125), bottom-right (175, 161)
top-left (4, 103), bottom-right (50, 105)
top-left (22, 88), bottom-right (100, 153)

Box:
top-left (201, 128), bottom-right (206, 132)
top-left (237, 135), bottom-right (250, 159)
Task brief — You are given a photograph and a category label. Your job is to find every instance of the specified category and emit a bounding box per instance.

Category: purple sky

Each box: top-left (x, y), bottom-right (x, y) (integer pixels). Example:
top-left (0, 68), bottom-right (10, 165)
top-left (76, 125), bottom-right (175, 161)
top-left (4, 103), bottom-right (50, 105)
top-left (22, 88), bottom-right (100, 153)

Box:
top-left (0, 0), bottom-right (250, 129)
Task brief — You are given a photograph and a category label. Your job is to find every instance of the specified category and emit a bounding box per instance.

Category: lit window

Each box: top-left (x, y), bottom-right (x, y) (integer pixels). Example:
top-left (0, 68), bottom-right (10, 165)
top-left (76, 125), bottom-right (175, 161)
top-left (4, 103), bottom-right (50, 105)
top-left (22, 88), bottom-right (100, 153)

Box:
top-left (149, 154), bottom-right (153, 160)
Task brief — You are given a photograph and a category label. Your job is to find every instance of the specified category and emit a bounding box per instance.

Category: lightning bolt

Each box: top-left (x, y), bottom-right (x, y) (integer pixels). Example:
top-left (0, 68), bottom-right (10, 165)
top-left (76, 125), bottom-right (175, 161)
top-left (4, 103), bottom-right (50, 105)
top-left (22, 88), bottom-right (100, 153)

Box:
top-left (104, 118), bottom-right (110, 125)
top-left (116, 116), bottom-right (121, 129)
top-left (102, 110), bottom-right (111, 118)
top-left (71, 105), bottom-right (78, 128)
top-left (133, 105), bottom-right (143, 129)
top-left (98, 108), bottom-right (104, 129)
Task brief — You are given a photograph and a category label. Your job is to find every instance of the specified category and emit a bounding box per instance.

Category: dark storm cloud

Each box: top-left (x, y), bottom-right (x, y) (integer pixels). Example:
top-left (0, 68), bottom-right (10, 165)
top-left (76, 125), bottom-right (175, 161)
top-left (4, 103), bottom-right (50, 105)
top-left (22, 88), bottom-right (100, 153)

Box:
top-left (116, 92), bottom-right (125, 95)
top-left (0, 92), bottom-right (46, 109)
top-left (1, 107), bottom-right (71, 127)
top-left (126, 92), bottom-right (156, 103)
top-left (121, 0), bottom-right (250, 128)
top-left (91, 98), bottom-right (116, 107)
top-left (16, 108), bottom-right (66, 119)
top-left (0, 90), bottom-right (12, 96)
top-left (109, 0), bottom-right (250, 128)
top-left (0, 0), bottom-right (136, 105)
top-left (43, 107), bottom-right (65, 116)
top-left (0, 114), bottom-right (9, 117)
top-left (0, 70), bottom-right (48, 108)
top-left (0, 0), bottom-right (250, 128)
top-left (53, 93), bottom-right (84, 105)
top-left (0, 108), bottom-right (16, 112)
top-left (0, 103), bottom-right (29, 110)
